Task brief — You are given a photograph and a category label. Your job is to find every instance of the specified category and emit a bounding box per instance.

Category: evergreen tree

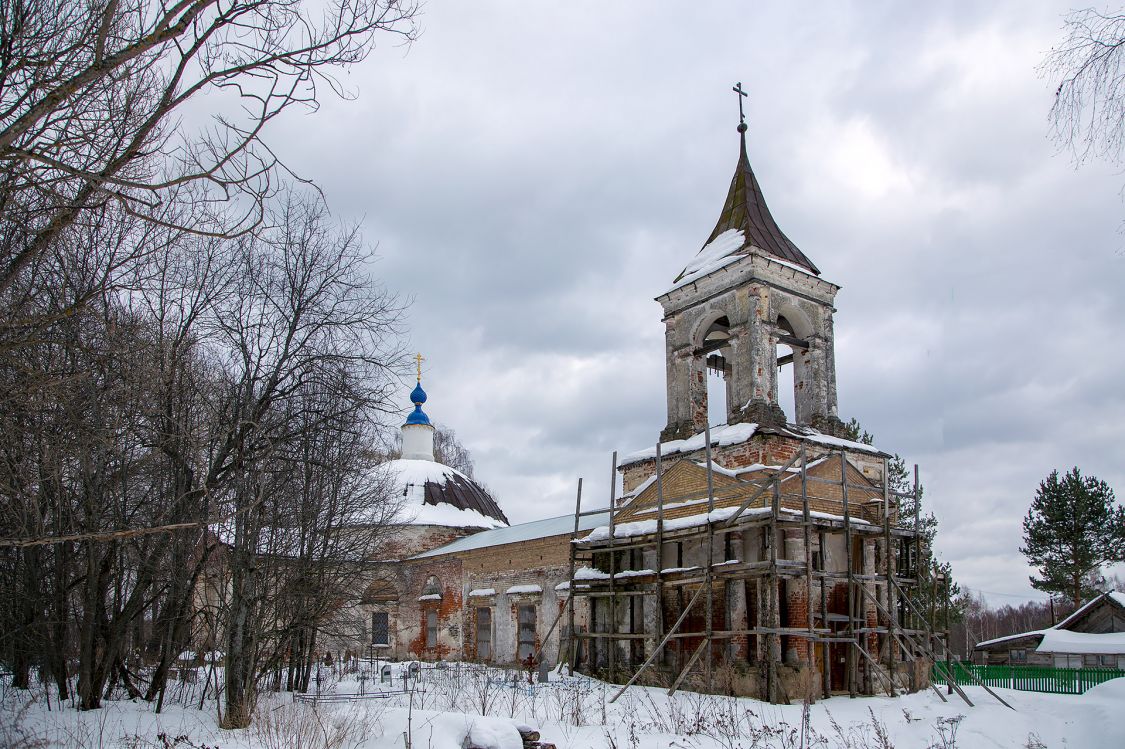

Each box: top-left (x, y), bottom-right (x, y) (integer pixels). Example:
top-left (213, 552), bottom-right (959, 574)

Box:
top-left (1021, 468), bottom-right (1125, 609)
top-left (841, 418), bottom-right (961, 629)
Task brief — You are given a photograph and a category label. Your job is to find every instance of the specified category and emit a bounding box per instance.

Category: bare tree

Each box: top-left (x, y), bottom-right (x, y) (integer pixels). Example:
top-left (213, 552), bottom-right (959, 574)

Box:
top-left (209, 193), bottom-right (403, 727)
top-left (0, 0), bottom-right (419, 296)
top-left (0, 189), bottom-right (406, 715)
top-left (0, 0), bottom-right (416, 715)
top-left (433, 425), bottom-right (477, 478)
top-left (1043, 8), bottom-right (1125, 168)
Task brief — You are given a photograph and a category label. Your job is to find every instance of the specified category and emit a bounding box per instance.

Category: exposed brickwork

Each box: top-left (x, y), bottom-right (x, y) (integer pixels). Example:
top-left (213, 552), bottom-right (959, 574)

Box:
top-left (354, 529), bottom-right (580, 667)
top-left (783, 530), bottom-right (810, 664)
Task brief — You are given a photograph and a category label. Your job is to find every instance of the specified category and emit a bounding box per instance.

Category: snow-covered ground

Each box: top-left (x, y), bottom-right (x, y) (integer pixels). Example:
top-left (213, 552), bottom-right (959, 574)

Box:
top-left (4, 664), bottom-right (1123, 748)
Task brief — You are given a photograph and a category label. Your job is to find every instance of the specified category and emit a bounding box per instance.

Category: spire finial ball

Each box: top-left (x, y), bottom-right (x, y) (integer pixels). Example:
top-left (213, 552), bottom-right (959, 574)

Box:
top-left (737, 122), bottom-right (748, 133)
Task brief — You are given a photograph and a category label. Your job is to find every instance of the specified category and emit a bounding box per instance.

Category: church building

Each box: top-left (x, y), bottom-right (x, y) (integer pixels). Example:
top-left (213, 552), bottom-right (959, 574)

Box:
top-left (353, 376), bottom-right (602, 667)
top-left (347, 109), bottom-right (944, 704)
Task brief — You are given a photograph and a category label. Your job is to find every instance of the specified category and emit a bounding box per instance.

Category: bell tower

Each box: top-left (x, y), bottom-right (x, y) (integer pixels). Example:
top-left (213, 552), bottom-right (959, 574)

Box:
top-left (657, 96), bottom-right (844, 442)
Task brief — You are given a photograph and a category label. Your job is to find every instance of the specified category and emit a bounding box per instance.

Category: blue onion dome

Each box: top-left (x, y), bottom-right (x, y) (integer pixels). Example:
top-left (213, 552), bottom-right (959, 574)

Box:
top-left (404, 381), bottom-right (431, 426)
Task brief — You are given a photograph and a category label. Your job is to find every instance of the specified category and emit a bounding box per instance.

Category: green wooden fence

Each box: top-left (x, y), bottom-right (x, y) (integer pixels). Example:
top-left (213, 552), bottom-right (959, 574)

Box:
top-left (932, 662), bottom-right (1125, 695)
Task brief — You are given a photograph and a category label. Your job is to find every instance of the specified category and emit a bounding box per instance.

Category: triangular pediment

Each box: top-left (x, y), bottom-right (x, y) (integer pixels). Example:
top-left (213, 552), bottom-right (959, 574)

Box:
top-left (616, 459), bottom-right (742, 524)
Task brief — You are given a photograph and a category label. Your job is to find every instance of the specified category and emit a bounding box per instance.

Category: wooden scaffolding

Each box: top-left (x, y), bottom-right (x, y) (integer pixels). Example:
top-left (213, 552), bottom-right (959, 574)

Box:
top-left (558, 428), bottom-right (1007, 708)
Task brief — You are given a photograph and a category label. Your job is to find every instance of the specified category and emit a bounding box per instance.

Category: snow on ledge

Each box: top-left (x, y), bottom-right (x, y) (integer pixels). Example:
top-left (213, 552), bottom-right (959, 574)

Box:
top-left (780, 426), bottom-right (886, 455)
top-left (468, 588), bottom-right (495, 597)
top-left (621, 422), bottom-right (758, 465)
top-left (418, 593), bottom-right (442, 602)
top-left (621, 422), bottom-right (886, 468)
top-left (580, 505), bottom-right (871, 543)
top-left (505, 584), bottom-right (543, 595)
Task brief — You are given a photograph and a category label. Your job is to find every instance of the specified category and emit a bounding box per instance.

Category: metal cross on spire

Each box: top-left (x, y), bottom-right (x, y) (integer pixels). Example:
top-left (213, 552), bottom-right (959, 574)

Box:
top-left (415, 352), bottom-right (425, 381)
top-left (732, 82), bottom-right (748, 133)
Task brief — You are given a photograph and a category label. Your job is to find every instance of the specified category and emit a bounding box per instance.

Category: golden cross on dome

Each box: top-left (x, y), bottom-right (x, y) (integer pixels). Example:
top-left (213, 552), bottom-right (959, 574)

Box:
top-left (415, 352), bottom-right (425, 381)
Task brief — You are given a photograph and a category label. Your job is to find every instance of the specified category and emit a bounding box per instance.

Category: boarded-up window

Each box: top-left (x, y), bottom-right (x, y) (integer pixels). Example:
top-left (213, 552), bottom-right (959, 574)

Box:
top-left (372, 612), bottom-right (389, 646)
top-left (476, 608), bottom-right (492, 661)
top-left (517, 605), bottom-right (536, 661)
top-left (1054, 654), bottom-right (1082, 669)
top-left (426, 610), bottom-right (438, 648)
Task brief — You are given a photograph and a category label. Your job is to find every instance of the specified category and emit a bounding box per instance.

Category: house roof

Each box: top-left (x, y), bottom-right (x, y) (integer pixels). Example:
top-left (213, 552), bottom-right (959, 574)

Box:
top-left (1056, 590), bottom-right (1125, 630)
top-left (975, 591), bottom-right (1125, 655)
top-left (675, 131), bottom-right (819, 280)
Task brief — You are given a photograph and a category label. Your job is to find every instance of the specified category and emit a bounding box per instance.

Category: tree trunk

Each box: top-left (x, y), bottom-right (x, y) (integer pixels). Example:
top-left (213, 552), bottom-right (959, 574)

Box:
top-left (50, 543), bottom-right (70, 702)
top-left (77, 546), bottom-right (106, 710)
top-left (223, 548), bottom-right (259, 729)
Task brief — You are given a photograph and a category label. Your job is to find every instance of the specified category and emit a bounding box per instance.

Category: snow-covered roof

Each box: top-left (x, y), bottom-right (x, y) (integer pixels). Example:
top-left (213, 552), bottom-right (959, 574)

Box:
top-left (976, 591), bottom-right (1125, 654)
top-left (410, 510), bottom-right (612, 559)
top-left (619, 422), bottom-right (885, 467)
top-left (1038, 629), bottom-right (1125, 655)
top-left (404, 501), bottom-right (507, 530)
top-left (665, 229), bottom-right (747, 294)
top-left (378, 458), bottom-right (508, 529)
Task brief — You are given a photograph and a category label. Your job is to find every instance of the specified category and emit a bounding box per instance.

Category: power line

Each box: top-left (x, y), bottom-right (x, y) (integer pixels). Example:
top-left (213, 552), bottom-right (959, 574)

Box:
top-left (960, 586), bottom-right (1050, 601)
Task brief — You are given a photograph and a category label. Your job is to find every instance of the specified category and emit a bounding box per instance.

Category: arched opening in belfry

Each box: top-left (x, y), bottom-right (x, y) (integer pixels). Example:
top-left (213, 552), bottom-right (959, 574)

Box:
top-left (775, 311), bottom-right (812, 425)
top-left (775, 315), bottom-right (799, 423)
top-left (703, 316), bottom-right (731, 426)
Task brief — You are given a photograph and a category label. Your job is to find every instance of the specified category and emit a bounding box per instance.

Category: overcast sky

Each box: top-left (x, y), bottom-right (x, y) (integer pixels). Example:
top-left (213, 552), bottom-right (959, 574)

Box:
top-left (269, 1), bottom-right (1125, 606)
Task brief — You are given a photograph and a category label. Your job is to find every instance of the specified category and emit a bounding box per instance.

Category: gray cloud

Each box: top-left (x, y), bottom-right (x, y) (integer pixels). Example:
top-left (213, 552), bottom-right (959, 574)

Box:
top-left (267, 1), bottom-right (1125, 602)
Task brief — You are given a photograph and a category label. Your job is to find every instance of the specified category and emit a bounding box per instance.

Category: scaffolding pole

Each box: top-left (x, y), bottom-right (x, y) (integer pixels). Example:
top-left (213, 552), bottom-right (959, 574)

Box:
top-left (608, 451), bottom-right (618, 680)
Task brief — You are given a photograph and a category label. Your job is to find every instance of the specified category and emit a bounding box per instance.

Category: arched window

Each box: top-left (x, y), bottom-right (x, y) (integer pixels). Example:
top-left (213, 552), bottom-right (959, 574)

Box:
top-left (422, 575), bottom-right (442, 598)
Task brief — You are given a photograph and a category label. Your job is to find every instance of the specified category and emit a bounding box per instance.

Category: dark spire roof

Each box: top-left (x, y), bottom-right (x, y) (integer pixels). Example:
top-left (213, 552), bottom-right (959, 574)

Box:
top-left (703, 130), bottom-right (820, 275)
